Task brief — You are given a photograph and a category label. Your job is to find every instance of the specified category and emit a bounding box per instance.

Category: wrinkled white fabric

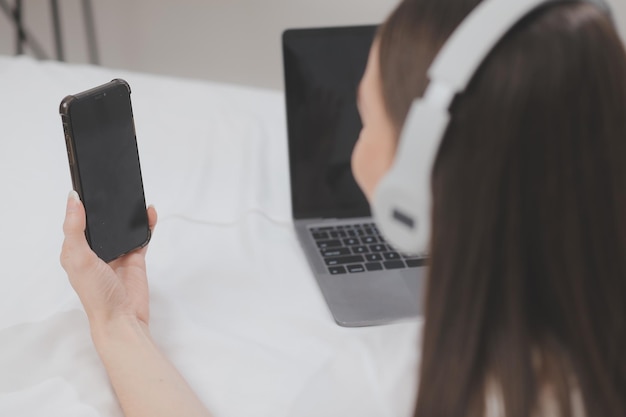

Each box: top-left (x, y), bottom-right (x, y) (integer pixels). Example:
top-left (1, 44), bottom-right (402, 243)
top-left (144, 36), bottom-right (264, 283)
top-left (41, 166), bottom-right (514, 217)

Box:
top-left (0, 55), bottom-right (420, 417)
top-left (0, 378), bottom-right (101, 417)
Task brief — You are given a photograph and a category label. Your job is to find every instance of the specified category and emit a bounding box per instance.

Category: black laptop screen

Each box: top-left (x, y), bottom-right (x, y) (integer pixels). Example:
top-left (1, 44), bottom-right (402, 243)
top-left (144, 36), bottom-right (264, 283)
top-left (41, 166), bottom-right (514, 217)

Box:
top-left (283, 25), bottom-right (377, 220)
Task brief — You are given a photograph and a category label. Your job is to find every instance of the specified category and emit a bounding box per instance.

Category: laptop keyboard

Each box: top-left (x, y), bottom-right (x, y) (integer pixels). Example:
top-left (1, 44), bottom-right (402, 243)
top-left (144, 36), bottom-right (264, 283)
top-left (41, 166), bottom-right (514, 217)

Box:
top-left (309, 223), bottom-right (427, 275)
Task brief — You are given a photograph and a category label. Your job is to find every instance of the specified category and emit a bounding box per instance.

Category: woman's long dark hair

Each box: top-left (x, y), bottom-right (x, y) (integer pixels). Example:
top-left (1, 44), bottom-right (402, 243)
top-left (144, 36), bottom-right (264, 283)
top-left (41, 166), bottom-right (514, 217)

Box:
top-left (377, 1), bottom-right (626, 416)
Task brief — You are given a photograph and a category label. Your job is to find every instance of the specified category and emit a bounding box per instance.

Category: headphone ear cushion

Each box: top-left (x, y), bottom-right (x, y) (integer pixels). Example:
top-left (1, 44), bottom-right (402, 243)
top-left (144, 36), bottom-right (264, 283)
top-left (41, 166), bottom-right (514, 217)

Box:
top-left (372, 99), bottom-right (450, 255)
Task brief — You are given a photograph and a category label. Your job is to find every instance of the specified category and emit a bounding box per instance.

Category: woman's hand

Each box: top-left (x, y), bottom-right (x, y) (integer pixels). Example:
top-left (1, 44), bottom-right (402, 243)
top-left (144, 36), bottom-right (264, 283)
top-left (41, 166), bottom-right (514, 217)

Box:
top-left (60, 191), bottom-right (158, 330)
top-left (60, 192), bottom-right (212, 417)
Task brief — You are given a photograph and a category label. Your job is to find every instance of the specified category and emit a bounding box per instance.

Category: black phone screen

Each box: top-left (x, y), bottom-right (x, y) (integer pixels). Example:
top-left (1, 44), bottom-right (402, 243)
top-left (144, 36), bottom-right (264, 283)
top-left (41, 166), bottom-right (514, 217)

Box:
top-left (64, 81), bottom-right (149, 262)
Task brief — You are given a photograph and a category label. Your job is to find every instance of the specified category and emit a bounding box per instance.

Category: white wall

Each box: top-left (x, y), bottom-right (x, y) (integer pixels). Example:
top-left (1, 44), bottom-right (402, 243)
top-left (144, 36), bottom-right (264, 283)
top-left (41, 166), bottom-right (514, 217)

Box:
top-left (1, 0), bottom-right (625, 90)
top-left (0, 0), bottom-right (397, 90)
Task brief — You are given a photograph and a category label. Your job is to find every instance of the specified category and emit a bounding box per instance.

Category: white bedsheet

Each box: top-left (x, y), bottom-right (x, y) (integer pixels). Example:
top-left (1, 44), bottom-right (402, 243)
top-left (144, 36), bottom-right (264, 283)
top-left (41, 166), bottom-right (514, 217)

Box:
top-left (0, 55), bottom-right (421, 417)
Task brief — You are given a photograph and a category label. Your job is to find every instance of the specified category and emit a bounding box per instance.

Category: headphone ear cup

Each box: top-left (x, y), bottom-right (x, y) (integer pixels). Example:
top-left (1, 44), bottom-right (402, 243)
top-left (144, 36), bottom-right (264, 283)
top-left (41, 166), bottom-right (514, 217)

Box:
top-left (372, 99), bottom-right (450, 255)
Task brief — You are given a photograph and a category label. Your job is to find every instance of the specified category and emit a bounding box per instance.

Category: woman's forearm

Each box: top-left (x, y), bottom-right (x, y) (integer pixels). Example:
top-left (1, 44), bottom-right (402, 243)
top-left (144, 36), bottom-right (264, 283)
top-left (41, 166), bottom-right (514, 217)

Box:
top-left (92, 316), bottom-right (212, 417)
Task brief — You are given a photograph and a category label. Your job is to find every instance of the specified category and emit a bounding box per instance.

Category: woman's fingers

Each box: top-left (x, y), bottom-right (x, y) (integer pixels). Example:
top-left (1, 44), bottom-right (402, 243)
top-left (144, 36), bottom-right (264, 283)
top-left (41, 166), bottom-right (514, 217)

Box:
top-left (61, 193), bottom-right (158, 269)
top-left (60, 191), bottom-right (98, 274)
top-left (147, 205), bottom-right (158, 233)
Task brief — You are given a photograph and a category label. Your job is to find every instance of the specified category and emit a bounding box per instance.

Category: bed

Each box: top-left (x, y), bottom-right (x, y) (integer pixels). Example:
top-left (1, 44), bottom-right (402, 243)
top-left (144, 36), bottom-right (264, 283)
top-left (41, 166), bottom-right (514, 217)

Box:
top-left (0, 55), bottom-right (421, 417)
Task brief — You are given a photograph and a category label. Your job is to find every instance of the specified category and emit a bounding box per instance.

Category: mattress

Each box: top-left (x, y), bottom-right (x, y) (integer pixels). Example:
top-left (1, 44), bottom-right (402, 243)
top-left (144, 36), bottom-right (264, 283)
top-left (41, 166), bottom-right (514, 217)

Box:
top-left (0, 55), bottom-right (421, 417)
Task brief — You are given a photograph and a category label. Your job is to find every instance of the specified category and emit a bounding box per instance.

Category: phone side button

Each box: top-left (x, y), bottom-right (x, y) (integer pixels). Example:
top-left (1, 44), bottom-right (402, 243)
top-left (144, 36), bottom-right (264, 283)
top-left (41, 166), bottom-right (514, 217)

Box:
top-left (65, 135), bottom-right (75, 165)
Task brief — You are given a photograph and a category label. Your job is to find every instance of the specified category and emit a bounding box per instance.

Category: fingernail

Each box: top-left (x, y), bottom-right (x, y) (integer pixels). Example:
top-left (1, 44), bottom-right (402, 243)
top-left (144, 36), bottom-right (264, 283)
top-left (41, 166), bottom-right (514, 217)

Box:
top-left (67, 190), bottom-right (80, 211)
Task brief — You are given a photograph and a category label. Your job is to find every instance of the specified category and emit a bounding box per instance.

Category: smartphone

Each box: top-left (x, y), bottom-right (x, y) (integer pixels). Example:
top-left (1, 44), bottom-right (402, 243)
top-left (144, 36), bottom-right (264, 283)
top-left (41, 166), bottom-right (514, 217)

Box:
top-left (60, 79), bottom-right (150, 262)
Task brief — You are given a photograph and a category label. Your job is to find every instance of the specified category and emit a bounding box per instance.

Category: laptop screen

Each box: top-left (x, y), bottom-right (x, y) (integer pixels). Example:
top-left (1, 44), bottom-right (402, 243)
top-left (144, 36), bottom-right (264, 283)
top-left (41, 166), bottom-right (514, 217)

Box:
top-left (283, 25), bottom-right (377, 220)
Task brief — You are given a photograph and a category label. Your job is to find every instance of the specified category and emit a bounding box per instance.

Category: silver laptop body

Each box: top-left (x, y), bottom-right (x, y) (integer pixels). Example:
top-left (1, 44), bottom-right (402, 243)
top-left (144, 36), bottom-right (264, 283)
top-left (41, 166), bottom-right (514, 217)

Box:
top-left (283, 26), bottom-right (426, 327)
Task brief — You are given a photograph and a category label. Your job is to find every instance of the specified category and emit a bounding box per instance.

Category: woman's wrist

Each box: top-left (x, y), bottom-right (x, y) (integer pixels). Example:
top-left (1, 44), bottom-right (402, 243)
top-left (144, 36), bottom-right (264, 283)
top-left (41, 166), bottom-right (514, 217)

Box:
top-left (90, 314), bottom-right (152, 360)
top-left (86, 311), bottom-right (212, 417)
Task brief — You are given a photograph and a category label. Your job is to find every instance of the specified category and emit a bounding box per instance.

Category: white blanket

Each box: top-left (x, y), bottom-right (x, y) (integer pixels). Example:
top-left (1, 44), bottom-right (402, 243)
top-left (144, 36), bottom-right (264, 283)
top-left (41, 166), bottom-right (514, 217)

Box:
top-left (0, 55), bottom-right (421, 417)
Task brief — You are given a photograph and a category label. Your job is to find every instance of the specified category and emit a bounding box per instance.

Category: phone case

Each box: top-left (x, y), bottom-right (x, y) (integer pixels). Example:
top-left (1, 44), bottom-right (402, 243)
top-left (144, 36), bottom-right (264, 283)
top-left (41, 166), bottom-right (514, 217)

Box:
top-left (59, 79), bottom-right (151, 262)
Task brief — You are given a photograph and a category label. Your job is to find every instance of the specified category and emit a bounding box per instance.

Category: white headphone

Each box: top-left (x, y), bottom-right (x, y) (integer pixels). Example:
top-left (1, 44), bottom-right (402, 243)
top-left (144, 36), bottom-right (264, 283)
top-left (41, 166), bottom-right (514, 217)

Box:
top-left (372, 0), bottom-right (613, 255)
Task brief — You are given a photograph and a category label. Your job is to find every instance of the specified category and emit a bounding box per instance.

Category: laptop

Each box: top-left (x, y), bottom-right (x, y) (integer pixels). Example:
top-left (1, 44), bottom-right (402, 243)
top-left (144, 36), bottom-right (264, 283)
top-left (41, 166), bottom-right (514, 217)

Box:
top-left (282, 25), bottom-right (427, 327)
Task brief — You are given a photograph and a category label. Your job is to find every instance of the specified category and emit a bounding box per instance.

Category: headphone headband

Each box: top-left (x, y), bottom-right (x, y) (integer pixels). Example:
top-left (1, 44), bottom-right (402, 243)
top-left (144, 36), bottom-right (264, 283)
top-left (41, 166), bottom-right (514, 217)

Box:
top-left (372, 0), bottom-right (613, 255)
top-left (430, 0), bottom-right (611, 103)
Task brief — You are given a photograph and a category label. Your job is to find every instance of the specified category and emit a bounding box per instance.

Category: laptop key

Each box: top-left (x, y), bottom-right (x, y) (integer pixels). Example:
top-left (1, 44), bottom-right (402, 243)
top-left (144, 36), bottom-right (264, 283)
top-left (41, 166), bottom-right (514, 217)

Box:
top-left (365, 262), bottom-right (383, 271)
top-left (325, 255), bottom-right (365, 266)
top-left (317, 239), bottom-right (343, 249)
top-left (383, 252), bottom-right (401, 260)
top-left (347, 264), bottom-right (366, 273)
top-left (369, 244), bottom-right (386, 252)
top-left (312, 232), bottom-right (329, 240)
top-left (361, 236), bottom-right (377, 244)
top-left (346, 230), bottom-right (357, 237)
top-left (352, 245), bottom-right (369, 254)
top-left (365, 253), bottom-right (383, 262)
top-left (406, 258), bottom-right (427, 268)
top-left (343, 238), bottom-right (359, 246)
top-left (311, 226), bottom-right (335, 232)
top-left (328, 266), bottom-right (347, 275)
top-left (383, 260), bottom-right (406, 270)
top-left (321, 247), bottom-right (351, 257)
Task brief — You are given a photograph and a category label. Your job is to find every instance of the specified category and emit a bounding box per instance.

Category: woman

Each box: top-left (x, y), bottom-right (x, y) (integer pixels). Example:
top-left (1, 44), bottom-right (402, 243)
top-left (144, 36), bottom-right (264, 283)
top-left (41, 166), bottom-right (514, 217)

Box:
top-left (61, 0), bottom-right (626, 416)
top-left (353, 0), bottom-right (626, 416)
